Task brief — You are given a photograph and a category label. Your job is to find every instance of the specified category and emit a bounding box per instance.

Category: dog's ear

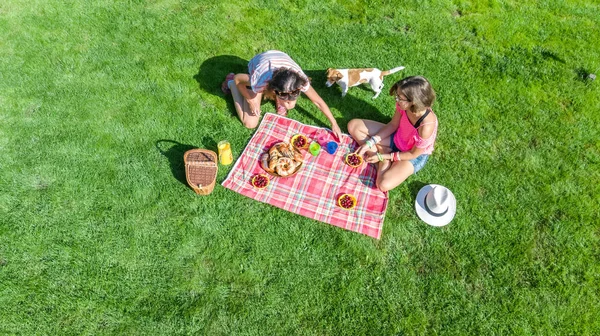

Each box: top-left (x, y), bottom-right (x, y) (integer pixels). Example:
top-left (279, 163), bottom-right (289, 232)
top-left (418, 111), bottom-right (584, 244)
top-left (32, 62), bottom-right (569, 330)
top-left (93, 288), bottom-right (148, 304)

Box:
top-left (333, 71), bottom-right (343, 81)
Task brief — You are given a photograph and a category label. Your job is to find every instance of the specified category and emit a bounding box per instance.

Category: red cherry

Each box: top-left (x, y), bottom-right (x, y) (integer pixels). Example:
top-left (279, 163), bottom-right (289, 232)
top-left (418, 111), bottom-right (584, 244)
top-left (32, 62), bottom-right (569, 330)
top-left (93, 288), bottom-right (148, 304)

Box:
top-left (252, 174), bottom-right (269, 188)
top-left (339, 194), bottom-right (355, 209)
top-left (346, 154), bottom-right (362, 167)
top-left (293, 136), bottom-right (307, 148)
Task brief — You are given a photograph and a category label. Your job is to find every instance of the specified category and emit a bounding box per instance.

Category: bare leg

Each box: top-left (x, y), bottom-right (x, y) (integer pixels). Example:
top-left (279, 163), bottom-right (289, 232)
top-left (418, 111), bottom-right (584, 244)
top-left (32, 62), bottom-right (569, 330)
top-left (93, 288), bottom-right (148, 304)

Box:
top-left (348, 118), bottom-right (413, 191)
top-left (376, 160), bottom-right (414, 192)
top-left (347, 119), bottom-right (393, 152)
top-left (347, 119), bottom-right (385, 144)
top-left (340, 82), bottom-right (348, 97)
top-left (229, 80), bottom-right (262, 129)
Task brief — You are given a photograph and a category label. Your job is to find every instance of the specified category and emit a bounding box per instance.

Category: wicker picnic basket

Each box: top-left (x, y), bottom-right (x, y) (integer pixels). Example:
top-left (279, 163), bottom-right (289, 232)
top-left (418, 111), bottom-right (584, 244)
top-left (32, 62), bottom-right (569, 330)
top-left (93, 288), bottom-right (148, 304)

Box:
top-left (184, 148), bottom-right (218, 195)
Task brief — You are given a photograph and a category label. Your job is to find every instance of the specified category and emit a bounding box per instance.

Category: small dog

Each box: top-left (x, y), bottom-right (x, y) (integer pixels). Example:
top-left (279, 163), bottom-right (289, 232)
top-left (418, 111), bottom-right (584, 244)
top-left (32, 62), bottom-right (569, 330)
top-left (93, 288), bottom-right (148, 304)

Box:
top-left (325, 66), bottom-right (405, 99)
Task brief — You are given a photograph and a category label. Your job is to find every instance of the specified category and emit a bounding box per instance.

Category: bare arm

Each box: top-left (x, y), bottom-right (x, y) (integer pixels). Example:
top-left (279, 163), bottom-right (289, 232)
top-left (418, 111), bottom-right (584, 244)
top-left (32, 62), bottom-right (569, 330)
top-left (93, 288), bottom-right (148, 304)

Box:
top-left (234, 74), bottom-right (262, 115)
top-left (233, 74), bottom-right (252, 99)
top-left (356, 110), bottom-right (401, 156)
top-left (375, 109), bottom-right (401, 141)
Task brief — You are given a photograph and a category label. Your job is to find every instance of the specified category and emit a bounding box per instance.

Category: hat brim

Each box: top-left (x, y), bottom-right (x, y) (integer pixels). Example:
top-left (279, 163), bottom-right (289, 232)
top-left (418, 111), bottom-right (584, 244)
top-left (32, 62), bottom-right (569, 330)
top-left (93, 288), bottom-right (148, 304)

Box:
top-left (415, 184), bottom-right (456, 227)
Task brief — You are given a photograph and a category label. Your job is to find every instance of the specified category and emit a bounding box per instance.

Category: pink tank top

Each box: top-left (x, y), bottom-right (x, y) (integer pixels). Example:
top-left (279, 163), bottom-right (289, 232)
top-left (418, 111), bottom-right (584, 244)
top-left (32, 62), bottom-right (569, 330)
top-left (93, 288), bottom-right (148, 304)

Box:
top-left (392, 104), bottom-right (438, 155)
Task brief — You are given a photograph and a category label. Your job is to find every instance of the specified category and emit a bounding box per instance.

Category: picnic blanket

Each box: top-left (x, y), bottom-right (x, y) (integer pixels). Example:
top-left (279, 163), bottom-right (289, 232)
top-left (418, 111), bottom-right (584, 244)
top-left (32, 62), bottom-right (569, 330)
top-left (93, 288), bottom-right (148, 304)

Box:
top-left (222, 113), bottom-right (389, 239)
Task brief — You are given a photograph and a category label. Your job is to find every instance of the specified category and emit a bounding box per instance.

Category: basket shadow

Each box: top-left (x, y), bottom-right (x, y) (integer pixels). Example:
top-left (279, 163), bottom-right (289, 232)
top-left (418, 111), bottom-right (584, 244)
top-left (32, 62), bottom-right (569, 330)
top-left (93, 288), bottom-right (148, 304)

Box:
top-left (155, 139), bottom-right (198, 187)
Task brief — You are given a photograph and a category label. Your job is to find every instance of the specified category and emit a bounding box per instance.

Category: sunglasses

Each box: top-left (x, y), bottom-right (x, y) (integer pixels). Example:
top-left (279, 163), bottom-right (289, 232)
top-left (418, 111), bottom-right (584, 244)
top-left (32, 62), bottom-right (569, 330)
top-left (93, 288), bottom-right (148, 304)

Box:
top-left (275, 89), bottom-right (301, 101)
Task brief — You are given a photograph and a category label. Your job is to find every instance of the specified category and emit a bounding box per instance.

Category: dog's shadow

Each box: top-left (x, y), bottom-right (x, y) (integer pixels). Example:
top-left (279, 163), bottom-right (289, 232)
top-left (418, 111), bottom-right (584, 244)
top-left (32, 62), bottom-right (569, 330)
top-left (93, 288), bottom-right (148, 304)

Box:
top-left (155, 138), bottom-right (218, 187)
top-left (192, 55), bottom-right (390, 130)
top-left (300, 70), bottom-right (390, 131)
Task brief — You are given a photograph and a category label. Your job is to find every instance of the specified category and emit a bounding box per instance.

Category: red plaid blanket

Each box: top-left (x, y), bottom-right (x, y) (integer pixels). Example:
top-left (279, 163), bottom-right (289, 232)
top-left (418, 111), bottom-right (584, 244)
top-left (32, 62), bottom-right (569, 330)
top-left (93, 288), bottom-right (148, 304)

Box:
top-left (222, 113), bottom-right (389, 239)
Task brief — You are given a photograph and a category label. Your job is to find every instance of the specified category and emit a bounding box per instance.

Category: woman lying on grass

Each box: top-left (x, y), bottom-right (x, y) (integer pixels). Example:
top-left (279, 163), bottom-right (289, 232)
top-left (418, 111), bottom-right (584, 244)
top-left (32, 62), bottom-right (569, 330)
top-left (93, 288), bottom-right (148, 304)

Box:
top-left (348, 76), bottom-right (438, 192)
top-left (222, 50), bottom-right (343, 140)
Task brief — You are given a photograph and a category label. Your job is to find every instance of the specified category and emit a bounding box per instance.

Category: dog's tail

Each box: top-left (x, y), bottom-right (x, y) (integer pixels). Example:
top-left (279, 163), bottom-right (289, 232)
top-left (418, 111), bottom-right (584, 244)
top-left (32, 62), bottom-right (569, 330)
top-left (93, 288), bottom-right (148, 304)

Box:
top-left (381, 66), bottom-right (406, 77)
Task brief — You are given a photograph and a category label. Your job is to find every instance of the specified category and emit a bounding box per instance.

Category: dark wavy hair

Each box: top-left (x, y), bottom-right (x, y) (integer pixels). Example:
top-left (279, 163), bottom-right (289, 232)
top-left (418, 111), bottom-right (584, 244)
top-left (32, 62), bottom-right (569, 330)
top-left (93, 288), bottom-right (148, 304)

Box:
top-left (267, 68), bottom-right (309, 93)
top-left (389, 76), bottom-right (436, 113)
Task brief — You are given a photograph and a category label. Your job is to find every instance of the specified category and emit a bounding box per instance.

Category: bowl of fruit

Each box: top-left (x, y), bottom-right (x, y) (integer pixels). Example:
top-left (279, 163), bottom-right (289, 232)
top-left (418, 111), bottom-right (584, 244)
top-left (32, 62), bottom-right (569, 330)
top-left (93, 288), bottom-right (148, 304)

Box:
top-left (344, 153), bottom-right (364, 168)
top-left (337, 193), bottom-right (357, 210)
top-left (251, 174), bottom-right (270, 189)
top-left (290, 134), bottom-right (309, 150)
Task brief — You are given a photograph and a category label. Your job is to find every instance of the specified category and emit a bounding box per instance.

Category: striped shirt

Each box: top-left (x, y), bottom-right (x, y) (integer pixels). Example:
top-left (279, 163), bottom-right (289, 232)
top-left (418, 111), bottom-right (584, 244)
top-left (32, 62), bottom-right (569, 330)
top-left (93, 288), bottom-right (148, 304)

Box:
top-left (248, 50), bottom-right (311, 93)
top-left (392, 105), bottom-right (438, 155)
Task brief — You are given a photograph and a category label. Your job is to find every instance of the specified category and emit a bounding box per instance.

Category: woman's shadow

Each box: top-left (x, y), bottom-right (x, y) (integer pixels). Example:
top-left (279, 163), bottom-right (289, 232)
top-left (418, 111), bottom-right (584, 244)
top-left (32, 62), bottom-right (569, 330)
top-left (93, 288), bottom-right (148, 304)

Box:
top-left (155, 138), bottom-right (217, 187)
top-left (193, 55), bottom-right (248, 117)
top-left (192, 56), bottom-right (389, 126)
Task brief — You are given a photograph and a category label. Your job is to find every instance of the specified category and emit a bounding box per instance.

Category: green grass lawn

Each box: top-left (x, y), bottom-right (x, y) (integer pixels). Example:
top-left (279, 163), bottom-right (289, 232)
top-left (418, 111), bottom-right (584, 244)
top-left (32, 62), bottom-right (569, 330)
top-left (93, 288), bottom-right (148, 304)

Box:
top-left (1, 0), bottom-right (599, 334)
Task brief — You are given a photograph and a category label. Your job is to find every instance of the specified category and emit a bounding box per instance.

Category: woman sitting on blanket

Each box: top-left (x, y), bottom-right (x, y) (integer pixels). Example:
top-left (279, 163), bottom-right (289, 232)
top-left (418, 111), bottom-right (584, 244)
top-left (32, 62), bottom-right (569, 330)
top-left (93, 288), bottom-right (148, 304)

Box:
top-left (348, 76), bottom-right (438, 192)
top-left (222, 50), bottom-right (343, 140)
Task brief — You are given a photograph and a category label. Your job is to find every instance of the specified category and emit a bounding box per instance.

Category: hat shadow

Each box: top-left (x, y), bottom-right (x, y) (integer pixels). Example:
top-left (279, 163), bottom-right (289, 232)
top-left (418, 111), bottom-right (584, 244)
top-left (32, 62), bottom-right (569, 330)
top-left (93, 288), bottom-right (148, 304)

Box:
top-left (155, 138), bottom-right (218, 188)
top-left (408, 180), bottom-right (428, 200)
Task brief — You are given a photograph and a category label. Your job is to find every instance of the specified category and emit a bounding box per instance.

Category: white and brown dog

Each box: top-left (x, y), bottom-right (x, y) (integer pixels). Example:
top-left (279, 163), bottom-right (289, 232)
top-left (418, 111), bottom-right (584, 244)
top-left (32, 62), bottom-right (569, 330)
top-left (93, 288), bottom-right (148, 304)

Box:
top-left (325, 66), bottom-right (405, 99)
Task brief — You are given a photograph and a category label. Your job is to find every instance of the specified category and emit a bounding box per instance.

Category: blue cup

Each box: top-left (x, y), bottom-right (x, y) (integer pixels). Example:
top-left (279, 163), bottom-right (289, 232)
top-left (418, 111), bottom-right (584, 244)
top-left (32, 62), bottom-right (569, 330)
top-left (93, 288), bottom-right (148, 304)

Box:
top-left (325, 141), bottom-right (338, 154)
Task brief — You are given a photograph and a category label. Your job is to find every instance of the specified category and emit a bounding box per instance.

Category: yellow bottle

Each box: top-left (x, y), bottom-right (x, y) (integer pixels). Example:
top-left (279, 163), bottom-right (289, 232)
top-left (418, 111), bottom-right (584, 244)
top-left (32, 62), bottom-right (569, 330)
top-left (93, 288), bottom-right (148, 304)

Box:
top-left (217, 141), bottom-right (233, 165)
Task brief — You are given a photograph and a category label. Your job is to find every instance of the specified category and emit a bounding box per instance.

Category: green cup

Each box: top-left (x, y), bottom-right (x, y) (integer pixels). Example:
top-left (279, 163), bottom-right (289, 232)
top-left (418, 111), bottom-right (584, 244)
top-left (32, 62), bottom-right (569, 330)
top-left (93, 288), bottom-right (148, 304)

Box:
top-left (309, 141), bottom-right (321, 156)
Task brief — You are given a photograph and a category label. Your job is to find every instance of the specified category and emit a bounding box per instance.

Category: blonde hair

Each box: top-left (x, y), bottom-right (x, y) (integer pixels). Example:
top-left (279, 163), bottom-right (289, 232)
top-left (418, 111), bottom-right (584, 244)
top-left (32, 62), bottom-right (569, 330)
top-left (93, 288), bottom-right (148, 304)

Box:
top-left (389, 76), bottom-right (436, 113)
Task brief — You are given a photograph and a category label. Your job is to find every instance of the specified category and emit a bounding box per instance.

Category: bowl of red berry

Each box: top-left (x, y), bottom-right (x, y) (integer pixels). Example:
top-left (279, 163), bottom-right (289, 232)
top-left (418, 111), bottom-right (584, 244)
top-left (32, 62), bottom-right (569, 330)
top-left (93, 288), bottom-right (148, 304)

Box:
top-left (251, 174), bottom-right (270, 189)
top-left (337, 193), bottom-right (357, 210)
top-left (290, 134), bottom-right (309, 150)
top-left (344, 153), bottom-right (364, 168)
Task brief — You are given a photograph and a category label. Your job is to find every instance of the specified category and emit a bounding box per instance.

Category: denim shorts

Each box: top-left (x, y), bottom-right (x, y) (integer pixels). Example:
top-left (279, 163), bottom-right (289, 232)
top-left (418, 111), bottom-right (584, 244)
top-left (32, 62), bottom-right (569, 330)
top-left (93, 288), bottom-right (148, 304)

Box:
top-left (390, 134), bottom-right (429, 174)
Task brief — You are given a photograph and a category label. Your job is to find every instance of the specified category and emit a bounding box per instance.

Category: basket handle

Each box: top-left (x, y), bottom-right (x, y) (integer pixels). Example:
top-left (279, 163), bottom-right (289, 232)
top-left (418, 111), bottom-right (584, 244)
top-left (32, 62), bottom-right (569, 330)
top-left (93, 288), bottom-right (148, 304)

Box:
top-left (187, 161), bottom-right (216, 167)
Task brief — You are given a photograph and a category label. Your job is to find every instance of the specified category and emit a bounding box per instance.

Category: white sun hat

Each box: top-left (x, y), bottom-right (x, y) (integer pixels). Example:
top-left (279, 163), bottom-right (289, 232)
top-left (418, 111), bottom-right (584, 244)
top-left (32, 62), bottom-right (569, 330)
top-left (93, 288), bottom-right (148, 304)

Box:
top-left (415, 184), bottom-right (456, 226)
